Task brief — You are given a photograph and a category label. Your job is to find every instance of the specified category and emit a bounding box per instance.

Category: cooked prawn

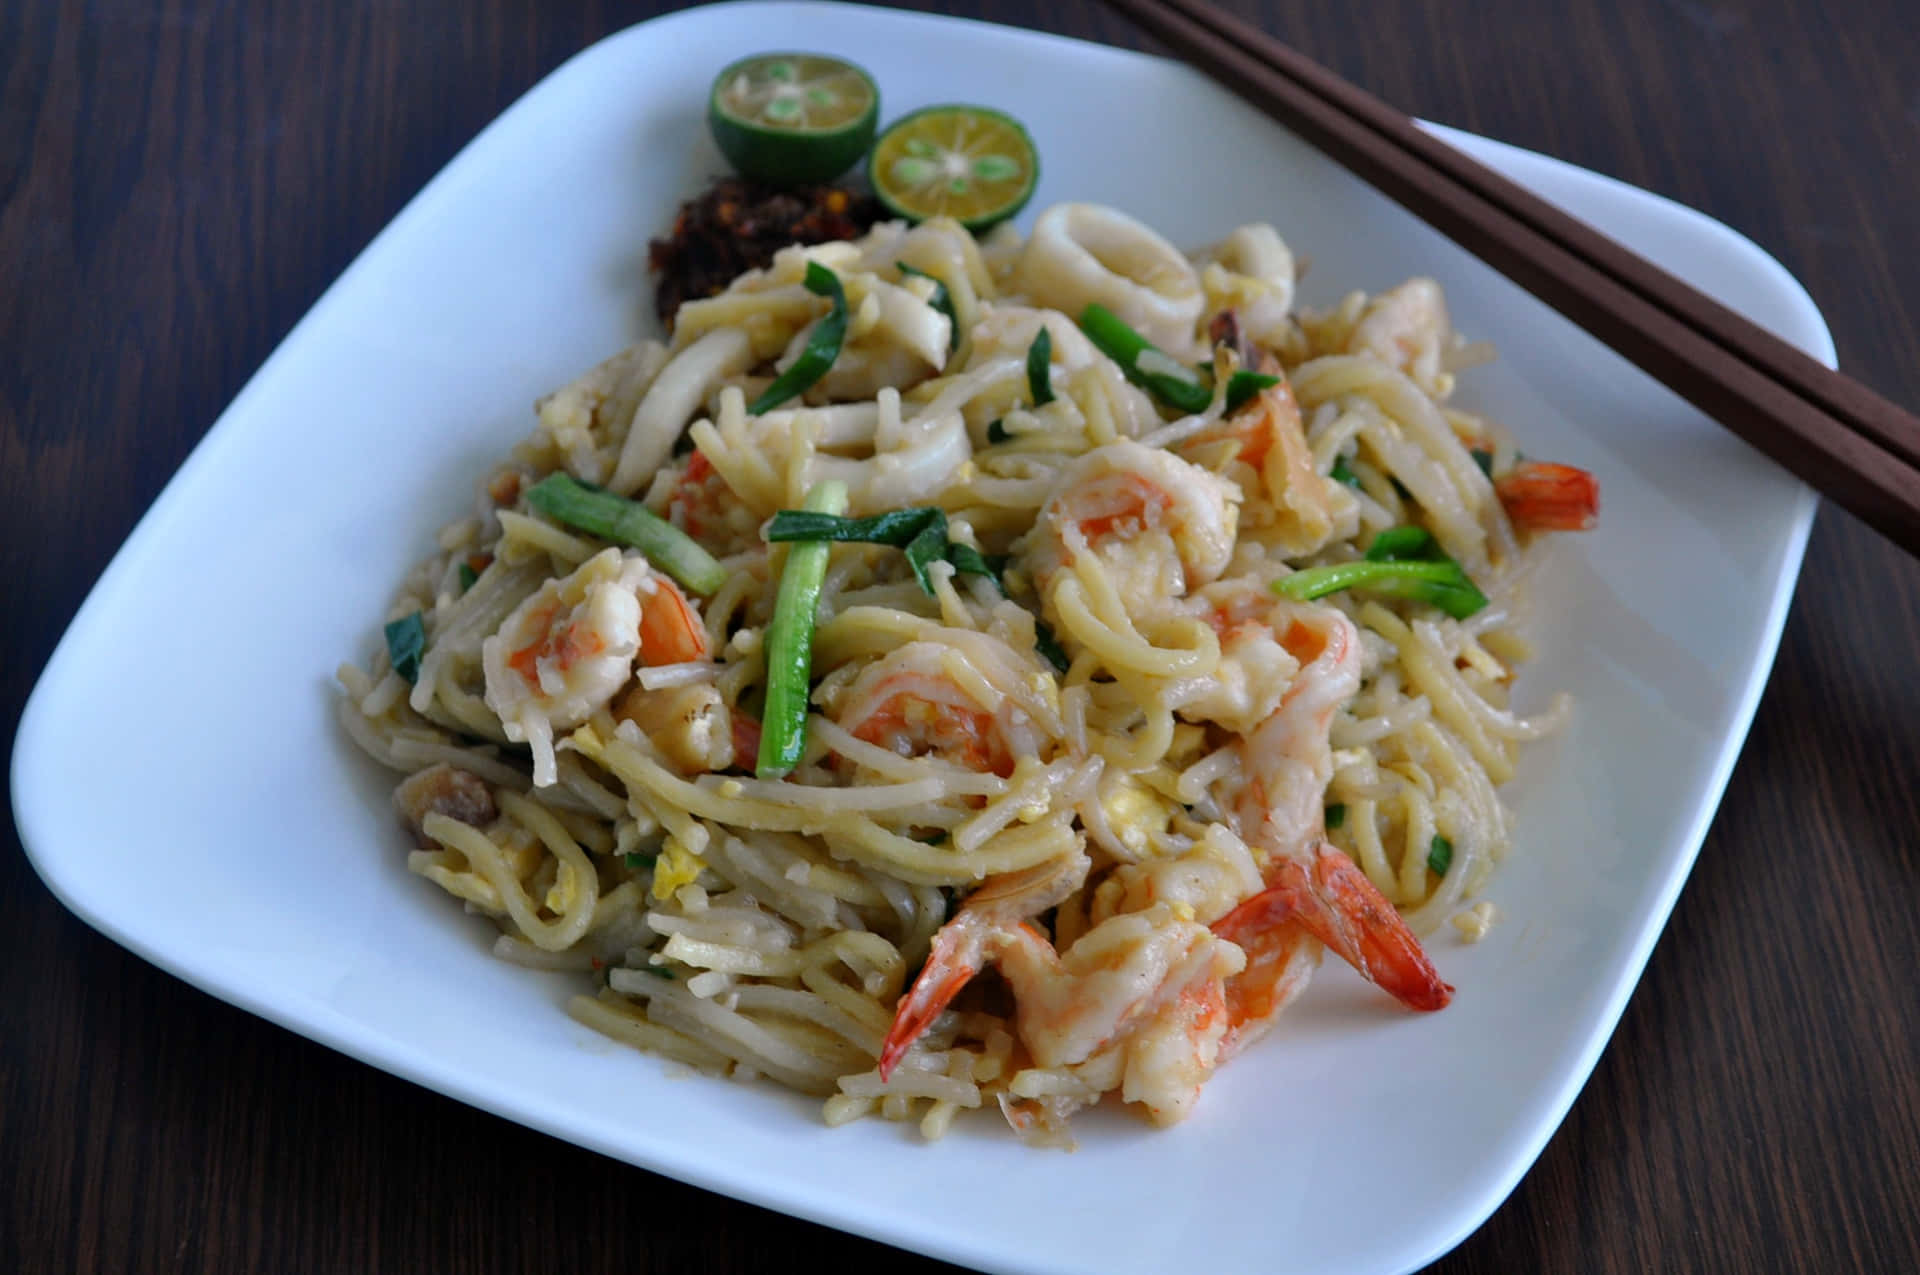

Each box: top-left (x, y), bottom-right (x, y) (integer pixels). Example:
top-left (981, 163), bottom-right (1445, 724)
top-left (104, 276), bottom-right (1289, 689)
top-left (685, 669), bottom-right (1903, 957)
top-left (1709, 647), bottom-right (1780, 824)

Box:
top-left (482, 548), bottom-right (707, 786)
top-left (1217, 603), bottom-right (1452, 1046)
top-left (1179, 353), bottom-right (1334, 555)
top-left (1229, 600), bottom-right (1361, 854)
top-left (1348, 277), bottom-right (1454, 392)
top-left (663, 449), bottom-right (760, 557)
top-left (1023, 439), bottom-right (1239, 602)
top-left (880, 854), bottom-right (1244, 1127)
top-left (882, 597), bottom-right (1449, 1123)
top-left (1495, 459), bottom-right (1600, 532)
top-left (830, 642), bottom-right (1018, 777)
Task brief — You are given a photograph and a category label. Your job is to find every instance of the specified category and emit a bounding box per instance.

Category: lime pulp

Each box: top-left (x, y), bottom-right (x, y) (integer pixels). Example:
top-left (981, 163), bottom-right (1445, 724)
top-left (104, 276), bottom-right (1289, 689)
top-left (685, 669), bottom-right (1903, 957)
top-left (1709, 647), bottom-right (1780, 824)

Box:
top-left (867, 104), bottom-right (1039, 231)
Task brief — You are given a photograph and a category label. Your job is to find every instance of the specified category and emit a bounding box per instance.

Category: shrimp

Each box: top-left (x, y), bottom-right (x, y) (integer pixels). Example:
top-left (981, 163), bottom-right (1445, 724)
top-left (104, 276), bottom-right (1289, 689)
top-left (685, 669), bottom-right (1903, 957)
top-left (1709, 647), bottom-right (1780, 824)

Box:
top-left (830, 642), bottom-right (1019, 777)
top-left (1023, 439), bottom-right (1240, 603)
top-left (881, 599), bottom-right (1448, 1125)
top-left (1215, 602), bottom-right (1452, 1049)
top-left (1179, 351), bottom-right (1334, 555)
top-left (1495, 459), bottom-right (1600, 532)
top-left (880, 855), bottom-right (1245, 1127)
top-left (1348, 277), bottom-right (1454, 392)
top-left (482, 547), bottom-right (708, 786)
top-left (1207, 844), bottom-right (1456, 1059)
top-left (1230, 600), bottom-right (1360, 855)
top-left (662, 449), bottom-right (761, 557)
top-left (614, 681), bottom-right (732, 774)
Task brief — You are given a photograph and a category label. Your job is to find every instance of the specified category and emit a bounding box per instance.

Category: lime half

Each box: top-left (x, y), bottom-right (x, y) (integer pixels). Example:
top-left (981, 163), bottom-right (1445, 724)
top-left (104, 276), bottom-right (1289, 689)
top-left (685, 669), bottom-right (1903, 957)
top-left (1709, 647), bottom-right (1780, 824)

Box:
top-left (869, 105), bottom-right (1039, 231)
top-left (708, 52), bottom-right (879, 186)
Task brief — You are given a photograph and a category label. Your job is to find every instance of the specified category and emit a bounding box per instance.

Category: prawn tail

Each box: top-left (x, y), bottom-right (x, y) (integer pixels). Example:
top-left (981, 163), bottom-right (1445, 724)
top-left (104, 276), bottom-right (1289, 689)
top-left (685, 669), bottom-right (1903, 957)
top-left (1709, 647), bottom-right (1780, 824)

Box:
top-left (637, 577), bottom-right (709, 665)
top-left (1264, 843), bottom-right (1453, 1012)
top-left (878, 923), bottom-right (986, 1080)
top-left (1494, 460), bottom-right (1600, 533)
top-left (1211, 892), bottom-right (1320, 1058)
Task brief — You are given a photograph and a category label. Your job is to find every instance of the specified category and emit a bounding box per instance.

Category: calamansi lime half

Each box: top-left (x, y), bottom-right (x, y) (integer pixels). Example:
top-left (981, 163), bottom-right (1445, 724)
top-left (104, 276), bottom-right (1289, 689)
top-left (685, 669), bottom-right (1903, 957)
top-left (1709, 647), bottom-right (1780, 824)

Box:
top-left (868, 105), bottom-right (1039, 232)
top-left (708, 52), bottom-right (880, 186)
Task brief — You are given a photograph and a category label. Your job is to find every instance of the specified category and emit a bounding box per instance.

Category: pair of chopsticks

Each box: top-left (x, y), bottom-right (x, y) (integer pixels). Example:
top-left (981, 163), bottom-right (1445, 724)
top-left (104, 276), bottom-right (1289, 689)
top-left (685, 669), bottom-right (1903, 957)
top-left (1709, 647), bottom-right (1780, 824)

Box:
top-left (1097, 0), bottom-right (1920, 557)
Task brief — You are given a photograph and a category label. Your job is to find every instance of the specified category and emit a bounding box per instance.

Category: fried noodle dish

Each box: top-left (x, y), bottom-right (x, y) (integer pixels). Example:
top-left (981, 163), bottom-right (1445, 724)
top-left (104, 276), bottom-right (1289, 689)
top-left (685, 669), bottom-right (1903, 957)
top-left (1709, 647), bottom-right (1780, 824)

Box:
top-left (337, 201), bottom-right (1599, 1142)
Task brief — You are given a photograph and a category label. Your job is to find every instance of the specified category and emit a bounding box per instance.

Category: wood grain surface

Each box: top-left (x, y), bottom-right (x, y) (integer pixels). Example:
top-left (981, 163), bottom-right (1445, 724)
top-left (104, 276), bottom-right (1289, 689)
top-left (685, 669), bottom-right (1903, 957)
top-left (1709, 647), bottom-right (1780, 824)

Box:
top-left (4, 1), bottom-right (1917, 1270)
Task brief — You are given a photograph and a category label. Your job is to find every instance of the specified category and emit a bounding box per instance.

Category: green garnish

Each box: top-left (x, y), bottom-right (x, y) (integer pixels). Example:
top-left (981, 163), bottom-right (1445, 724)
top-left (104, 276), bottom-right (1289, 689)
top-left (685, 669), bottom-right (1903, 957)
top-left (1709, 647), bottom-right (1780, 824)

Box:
top-left (1273, 524), bottom-right (1488, 619)
top-left (1330, 454), bottom-right (1363, 489)
top-left (1428, 834), bottom-right (1454, 877)
top-left (384, 613), bottom-right (426, 684)
top-left (524, 473), bottom-right (728, 596)
top-left (1366, 525), bottom-right (1443, 561)
top-left (1470, 448), bottom-right (1495, 478)
top-left (912, 830), bottom-right (949, 845)
top-left (766, 507), bottom-right (1000, 596)
top-left (456, 563), bottom-right (479, 593)
top-left (1026, 327), bottom-right (1055, 406)
top-left (622, 852), bottom-right (657, 870)
top-left (941, 542), bottom-right (1003, 583)
top-left (758, 480), bottom-right (850, 778)
top-left (1325, 803), bottom-right (1347, 830)
top-left (1079, 304), bottom-right (1211, 413)
top-left (641, 964), bottom-right (676, 980)
top-left (1221, 370), bottom-right (1280, 414)
top-left (749, 262), bottom-right (847, 413)
top-left (896, 262), bottom-right (959, 353)
top-left (986, 418), bottom-right (1011, 445)
top-left (1033, 618), bottom-right (1070, 673)
top-left (1079, 305), bottom-right (1282, 417)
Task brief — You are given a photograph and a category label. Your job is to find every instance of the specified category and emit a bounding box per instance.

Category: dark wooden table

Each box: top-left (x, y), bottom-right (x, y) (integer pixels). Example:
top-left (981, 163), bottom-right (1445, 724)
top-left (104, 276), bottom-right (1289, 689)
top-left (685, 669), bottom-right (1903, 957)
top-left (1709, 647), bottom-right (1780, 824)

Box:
top-left (5, 1), bottom-right (1918, 1270)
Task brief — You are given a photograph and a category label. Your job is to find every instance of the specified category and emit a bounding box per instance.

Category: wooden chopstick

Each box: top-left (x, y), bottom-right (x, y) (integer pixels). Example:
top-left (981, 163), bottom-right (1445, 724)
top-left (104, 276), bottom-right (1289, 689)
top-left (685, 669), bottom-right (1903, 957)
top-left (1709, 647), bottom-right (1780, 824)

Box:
top-left (1096, 0), bottom-right (1920, 555)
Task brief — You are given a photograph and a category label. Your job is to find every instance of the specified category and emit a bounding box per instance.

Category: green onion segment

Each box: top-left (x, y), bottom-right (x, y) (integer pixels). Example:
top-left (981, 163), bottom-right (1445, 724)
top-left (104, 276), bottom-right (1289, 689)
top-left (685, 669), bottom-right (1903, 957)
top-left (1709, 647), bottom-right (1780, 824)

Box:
top-left (766, 506), bottom-right (998, 596)
top-left (1079, 305), bottom-right (1282, 417)
top-left (749, 262), bottom-right (847, 414)
top-left (1273, 524), bottom-right (1488, 620)
top-left (757, 479), bottom-right (850, 779)
top-left (524, 473), bottom-right (728, 596)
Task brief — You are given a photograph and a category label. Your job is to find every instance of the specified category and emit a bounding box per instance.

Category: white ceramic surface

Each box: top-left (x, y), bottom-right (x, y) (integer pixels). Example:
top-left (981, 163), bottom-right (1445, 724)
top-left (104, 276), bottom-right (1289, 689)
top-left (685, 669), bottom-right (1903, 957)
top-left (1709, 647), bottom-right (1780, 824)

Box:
top-left (12, 4), bottom-right (1830, 1273)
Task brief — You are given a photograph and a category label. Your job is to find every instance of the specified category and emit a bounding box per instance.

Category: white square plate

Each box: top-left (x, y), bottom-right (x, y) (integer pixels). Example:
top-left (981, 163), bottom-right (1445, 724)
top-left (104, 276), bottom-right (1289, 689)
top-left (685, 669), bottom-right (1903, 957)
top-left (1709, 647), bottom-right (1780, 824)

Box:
top-left (12, 4), bottom-right (1830, 1272)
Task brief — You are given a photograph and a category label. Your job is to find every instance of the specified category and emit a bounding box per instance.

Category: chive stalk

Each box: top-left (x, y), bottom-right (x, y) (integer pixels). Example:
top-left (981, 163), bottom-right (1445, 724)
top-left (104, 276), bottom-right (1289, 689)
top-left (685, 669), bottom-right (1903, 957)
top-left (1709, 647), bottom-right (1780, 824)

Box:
top-left (1079, 303), bottom-right (1212, 413)
top-left (1079, 305), bottom-right (1284, 418)
top-left (765, 506), bottom-right (999, 595)
top-left (1274, 524), bottom-right (1489, 619)
top-left (524, 473), bottom-right (728, 595)
top-left (757, 479), bottom-right (849, 778)
top-left (749, 261), bottom-right (847, 413)
top-left (1276, 558), bottom-right (1487, 619)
